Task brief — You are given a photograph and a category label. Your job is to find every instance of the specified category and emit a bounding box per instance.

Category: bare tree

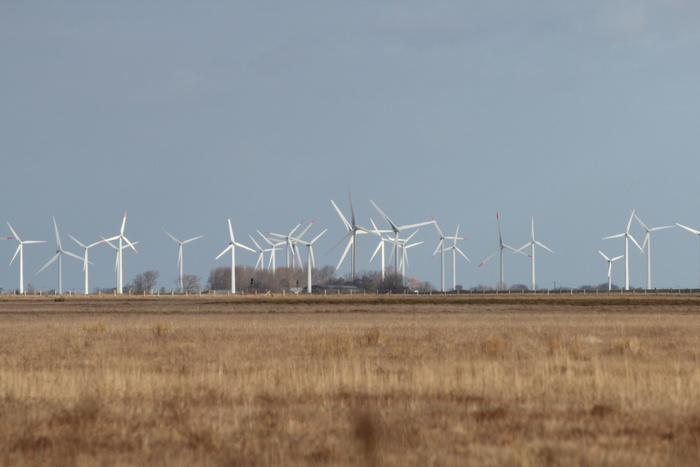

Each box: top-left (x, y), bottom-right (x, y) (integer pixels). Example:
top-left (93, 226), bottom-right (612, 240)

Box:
top-left (207, 267), bottom-right (230, 291)
top-left (314, 265), bottom-right (336, 285)
top-left (131, 270), bottom-right (159, 294)
top-left (180, 274), bottom-right (201, 294)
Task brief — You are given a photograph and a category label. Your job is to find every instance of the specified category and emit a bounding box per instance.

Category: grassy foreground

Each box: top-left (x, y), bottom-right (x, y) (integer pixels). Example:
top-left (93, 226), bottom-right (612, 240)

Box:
top-left (1, 294), bottom-right (700, 466)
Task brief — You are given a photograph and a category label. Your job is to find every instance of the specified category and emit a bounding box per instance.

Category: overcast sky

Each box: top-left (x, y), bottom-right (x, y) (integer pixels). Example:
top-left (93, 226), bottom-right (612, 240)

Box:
top-left (2, 1), bottom-right (700, 293)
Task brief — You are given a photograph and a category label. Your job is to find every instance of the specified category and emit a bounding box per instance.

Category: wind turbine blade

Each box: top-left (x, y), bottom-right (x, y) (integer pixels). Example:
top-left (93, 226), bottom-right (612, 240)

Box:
top-left (535, 241), bottom-right (555, 254)
top-left (53, 216), bottom-right (62, 250)
top-left (626, 210), bottom-right (635, 233)
top-left (249, 235), bottom-right (264, 251)
top-left (296, 219), bottom-right (316, 241)
top-left (120, 212), bottom-right (127, 235)
top-left (370, 239), bottom-right (383, 262)
top-left (650, 225), bottom-right (675, 232)
top-left (331, 200), bottom-right (351, 231)
top-left (603, 233), bottom-right (625, 240)
top-left (37, 253), bottom-right (59, 275)
top-left (7, 223), bottom-right (20, 242)
top-left (182, 235), bottom-right (203, 244)
top-left (598, 251), bottom-right (610, 261)
top-left (215, 245), bottom-right (233, 260)
top-left (327, 231), bottom-right (352, 254)
top-left (122, 236), bottom-right (139, 254)
top-left (677, 224), bottom-right (700, 235)
top-left (505, 244), bottom-right (528, 257)
top-left (335, 237), bottom-right (353, 270)
top-left (404, 229), bottom-right (419, 243)
top-left (101, 237), bottom-right (118, 250)
top-left (347, 186), bottom-right (357, 227)
top-left (164, 231), bottom-right (180, 244)
top-left (431, 239), bottom-right (444, 258)
top-left (68, 234), bottom-right (87, 249)
top-left (10, 245), bottom-right (21, 265)
top-left (227, 219), bottom-right (235, 242)
top-left (641, 234), bottom-right (650, 253)
top-left (234, 242), bottom-right (256, 253)
top-left (514, 242), bottom-right (530, 254)
top-left (455, 246), bottom-right (471, 262)
top-left (64, 251), bottom-right (83, 262)
top-left (633, 212), bottom-right (649, 231)
top-left (612, 255), bottom-right (624, 262)
top-left (629, 234), bottom-right (643, 252)
top-left (431, 216), bottom-right (444, 238)
top-left (496, 213), bottom-right (503, 246)
top-left (479, 248), bottom-right (501, 267)
top-left (288, 220), bottom-right (304, 237)
top-left (370, 200), bottom-right (399, 232)
top-left (309, 246), bottom-right (316, 269)
top-left (400, 220), bottom-right (436, 231)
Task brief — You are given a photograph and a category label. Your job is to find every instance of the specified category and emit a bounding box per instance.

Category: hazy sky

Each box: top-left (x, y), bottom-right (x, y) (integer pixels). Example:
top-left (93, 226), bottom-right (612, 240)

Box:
top-left (2, 2), bottom-right (700, 292)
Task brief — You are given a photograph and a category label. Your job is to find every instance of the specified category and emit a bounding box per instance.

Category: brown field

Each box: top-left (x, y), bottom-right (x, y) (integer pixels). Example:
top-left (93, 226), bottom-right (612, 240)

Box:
top-left (2, 293), bottom-right (700, 466)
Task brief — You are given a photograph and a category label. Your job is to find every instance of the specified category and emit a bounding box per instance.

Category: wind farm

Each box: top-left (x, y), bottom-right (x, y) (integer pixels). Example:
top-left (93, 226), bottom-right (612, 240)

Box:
top-left (0, 200), bottom-right (697, 295)
top-left (0, 197), bottom-right (700, 295)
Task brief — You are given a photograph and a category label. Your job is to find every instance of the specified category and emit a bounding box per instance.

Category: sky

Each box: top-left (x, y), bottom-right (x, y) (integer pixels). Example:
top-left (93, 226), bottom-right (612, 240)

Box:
top-left (2, 1), bottom-right (700, 293)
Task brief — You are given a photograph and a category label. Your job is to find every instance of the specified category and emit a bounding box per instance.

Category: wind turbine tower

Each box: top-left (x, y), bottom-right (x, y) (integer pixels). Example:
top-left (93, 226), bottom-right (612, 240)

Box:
top-left (215, 219), bottom-right (254, 294)
top-left (68, 234), bottom-right (101, 295)
top-left (36, 216), bottom-right (82, 294)
top-left (165, 231), bottom-right (204, 293)
top-left (515, 218), bottom-right (554, 291)
top-left (7, 223), bottom-right (45, 294)
top-left (478, 213), bottom-right (528, 290)
top-left (292, 229), bottom-right (327, 293)
top-left (329, 187), bottom-right (367, 281)
top-left (599, 251), bottom-right (624, 291)
top-left (603, 210), bottom-right (642, 291)
top-left (431, 217), bottom-right (468, 292)
top-left (676, 223), bottom-right (700, 289)
top-left (633, 213), bottom-right (673, 290)
top-left (101, 212), bottom-right (138, 294)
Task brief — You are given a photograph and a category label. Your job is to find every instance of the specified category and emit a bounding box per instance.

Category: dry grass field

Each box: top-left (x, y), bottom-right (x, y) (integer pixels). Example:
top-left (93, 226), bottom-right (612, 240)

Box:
top-left (2, 293), bottom-right (700, 466)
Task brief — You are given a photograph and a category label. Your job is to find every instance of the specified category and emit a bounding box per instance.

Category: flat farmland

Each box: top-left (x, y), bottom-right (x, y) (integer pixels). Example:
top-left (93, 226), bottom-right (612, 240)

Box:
top-left (2, 294), bottom-right (700, 466)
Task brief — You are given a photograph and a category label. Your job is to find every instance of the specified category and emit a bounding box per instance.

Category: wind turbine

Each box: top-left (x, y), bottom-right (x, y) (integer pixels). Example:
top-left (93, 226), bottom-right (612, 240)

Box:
top-left (257, 230), bottom-right (283, 275)
top-left (478, 213), bottom-right (529, 290)
top-left (515, 218), bottom-right (554, 291)
top-left (36, 216), bottom-right (82, 294)
top-left (676, 223), bottom-right (700, 288)
top-left (444, 225), bottom-right (470, 291)
top-left (68, 234), bottom-right (100, 295)
top-left (249, 235), bottom-right (268, 271)
top-left (215, 219), bottom-right (254, 294)
top-left (7, 223), bottom-right (45, 294)
top-left (603, 210), bottom-right (642, 291)
top-left (370, 200), bottom-right (434, 275)
top-left (431, 217), bottom-right (469, 292)
top-left (291, 228), bottom-right (327, 293)
top-left (387, 230), bottom-right (423, 280)
top-left (101, 212), bottom-right (138, 294)
top-left (268, 220), bottom-right (316, 270)
top-left (328, 187), bottom-right (367, 281)
top-left (599, 251), bottom-right (624, 291)
top-left (368, 219), bottom-right (392, 281)
top-left (633, 213), bottom-right (673, 290)
top-left (165, 231), bottom-right (204, 293)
